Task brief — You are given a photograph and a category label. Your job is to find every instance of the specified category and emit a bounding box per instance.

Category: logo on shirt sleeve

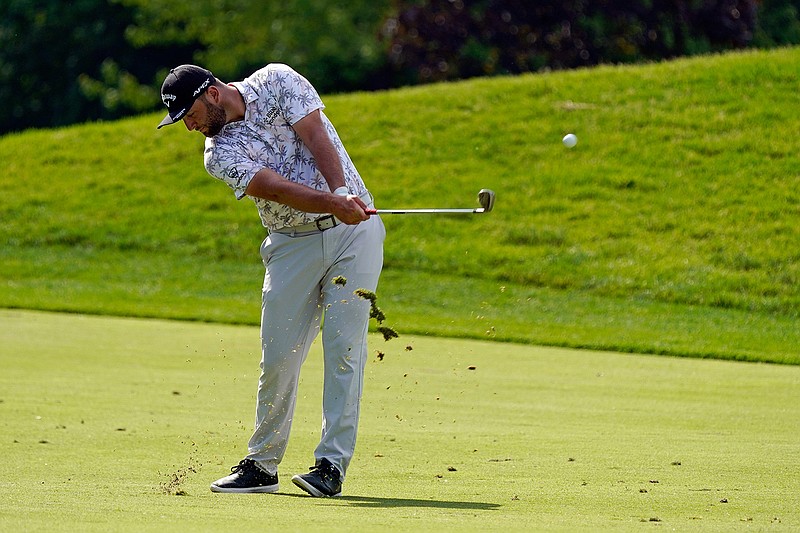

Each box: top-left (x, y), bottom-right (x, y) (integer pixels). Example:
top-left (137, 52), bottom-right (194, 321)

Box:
top-left (264, 106), bottom-right (280, 125)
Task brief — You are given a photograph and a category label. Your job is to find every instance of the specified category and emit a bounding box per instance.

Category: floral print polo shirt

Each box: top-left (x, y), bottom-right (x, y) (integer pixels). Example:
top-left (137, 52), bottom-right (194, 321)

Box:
top-left (204, 63), bottom-right (367, 231)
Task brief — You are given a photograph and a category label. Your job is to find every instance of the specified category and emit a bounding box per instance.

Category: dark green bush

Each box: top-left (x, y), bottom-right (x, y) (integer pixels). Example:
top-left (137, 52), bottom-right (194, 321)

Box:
top-left (384, 0), bottom-right (760, 84)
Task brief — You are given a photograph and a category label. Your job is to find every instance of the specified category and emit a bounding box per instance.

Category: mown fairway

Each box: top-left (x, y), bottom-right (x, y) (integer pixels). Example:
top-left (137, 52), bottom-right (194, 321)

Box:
top-left (2, 310), bottom-right (798, 531)
top-left (1, 48), bottom-right (799, 363)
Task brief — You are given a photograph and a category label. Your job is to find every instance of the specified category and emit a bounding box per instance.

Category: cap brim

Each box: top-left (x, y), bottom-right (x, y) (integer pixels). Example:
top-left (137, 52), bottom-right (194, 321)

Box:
top-left (157, 113), bottom-right (176, 129)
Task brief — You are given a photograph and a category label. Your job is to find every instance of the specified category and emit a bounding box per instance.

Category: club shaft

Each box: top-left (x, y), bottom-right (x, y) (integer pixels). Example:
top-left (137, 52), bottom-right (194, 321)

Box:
top-left (368, 208), bottom-right (484, 214)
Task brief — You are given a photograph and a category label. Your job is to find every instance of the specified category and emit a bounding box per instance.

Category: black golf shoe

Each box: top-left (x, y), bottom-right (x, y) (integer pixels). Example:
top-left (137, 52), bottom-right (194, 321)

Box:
top-left (291, 458), bottom-right (342, 497)
top-left (210, 458), bottom-right (279, 493)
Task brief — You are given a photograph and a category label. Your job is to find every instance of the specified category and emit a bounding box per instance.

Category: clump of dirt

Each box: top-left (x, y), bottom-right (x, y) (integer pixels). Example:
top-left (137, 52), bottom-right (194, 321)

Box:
top-left (355, 288), bottom-right (399, 344)
top-left (159, 441), bottom-right (203, 496)
top-left (377, 326), bottom-right (399, 341)
top-left (160, 466), bottom-right (195, 496)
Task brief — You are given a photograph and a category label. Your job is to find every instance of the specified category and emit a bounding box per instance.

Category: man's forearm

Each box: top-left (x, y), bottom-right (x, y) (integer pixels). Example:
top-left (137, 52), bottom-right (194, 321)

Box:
top-left (307, 131), bottom-right (346, 192)
top-left (293, 110), bottom-right (347, 192)
top-left (243, 168), bottom-right (368, 225)
top-left (244, 168), bottom-right (336, 214)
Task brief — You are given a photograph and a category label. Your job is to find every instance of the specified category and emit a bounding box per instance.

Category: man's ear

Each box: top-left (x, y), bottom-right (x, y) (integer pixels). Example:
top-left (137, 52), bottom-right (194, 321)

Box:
top-left (206, 85), bottom-right (221, 104)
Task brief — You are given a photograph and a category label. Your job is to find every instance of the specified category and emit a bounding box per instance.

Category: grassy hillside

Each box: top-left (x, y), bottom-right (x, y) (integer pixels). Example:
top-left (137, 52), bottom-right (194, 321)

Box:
top-left (1, 48), bottom-right (799, 363)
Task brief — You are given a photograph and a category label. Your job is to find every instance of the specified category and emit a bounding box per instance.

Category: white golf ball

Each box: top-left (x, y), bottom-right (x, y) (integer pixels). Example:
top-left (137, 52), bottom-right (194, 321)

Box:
top-left (562, 133), bottom-right (578, 148)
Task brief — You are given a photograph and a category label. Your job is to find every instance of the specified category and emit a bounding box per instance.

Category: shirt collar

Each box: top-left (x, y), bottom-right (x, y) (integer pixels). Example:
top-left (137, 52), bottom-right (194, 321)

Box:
top-left (230, 81), bottom-right (258, 121)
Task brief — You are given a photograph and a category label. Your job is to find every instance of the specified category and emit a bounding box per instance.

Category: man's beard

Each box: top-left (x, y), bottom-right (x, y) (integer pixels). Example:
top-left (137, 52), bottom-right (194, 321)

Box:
top-left (202, 98), bottom-right (227, 137)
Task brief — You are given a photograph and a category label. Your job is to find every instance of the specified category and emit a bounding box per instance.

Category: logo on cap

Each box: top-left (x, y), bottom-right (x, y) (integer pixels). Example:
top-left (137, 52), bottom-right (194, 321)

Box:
top-left (193, 79), bottom-right (211, 97)
top-left (157, 65), bottom-right (215, 129)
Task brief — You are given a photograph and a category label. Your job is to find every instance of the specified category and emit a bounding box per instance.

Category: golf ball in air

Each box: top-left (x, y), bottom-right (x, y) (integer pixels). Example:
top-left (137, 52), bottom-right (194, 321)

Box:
top-left (562, 133), bottom-right (578, 148)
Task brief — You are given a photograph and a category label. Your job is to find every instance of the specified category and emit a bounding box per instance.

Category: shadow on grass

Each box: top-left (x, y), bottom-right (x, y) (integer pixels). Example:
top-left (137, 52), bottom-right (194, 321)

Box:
top-left (278, 493), bottom-right (501, 510)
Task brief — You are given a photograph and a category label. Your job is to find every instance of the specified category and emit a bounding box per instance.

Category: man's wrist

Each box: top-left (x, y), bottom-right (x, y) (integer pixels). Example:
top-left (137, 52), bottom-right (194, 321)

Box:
top-left (333, 186), bottom-right (349, 196)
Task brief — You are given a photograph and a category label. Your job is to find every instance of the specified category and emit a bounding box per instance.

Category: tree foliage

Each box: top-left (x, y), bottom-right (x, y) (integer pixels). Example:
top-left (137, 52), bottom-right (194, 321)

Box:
top-left (384, 0), bottom-right (760, 84)
top-left (753, 0), bottom-right (800, 44)
top-left (0, 0), bottom-right (799, 134)
top-left (0, 0), bottom-right (194, 133)
top-left (118, 0), bottom-right (394, 92)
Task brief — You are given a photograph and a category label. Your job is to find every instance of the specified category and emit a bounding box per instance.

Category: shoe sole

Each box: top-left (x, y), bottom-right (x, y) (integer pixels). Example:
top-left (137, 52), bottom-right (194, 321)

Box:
top-left (291, 475), bottom-right (341, 497)
top-left (209, 483), bottom-right (279, 494)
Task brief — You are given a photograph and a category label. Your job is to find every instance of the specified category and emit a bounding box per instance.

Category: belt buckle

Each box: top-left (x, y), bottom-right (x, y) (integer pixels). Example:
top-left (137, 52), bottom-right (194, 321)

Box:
top-left (315, 215), bottom-right (335, 231)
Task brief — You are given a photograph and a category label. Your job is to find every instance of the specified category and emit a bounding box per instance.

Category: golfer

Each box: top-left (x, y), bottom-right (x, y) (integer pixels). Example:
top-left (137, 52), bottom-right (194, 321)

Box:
top-left (157, 63), bottom-right (385, 497)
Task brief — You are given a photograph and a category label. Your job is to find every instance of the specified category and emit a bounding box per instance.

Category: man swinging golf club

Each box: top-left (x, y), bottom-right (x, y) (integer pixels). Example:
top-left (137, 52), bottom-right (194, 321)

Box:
top-left (157, 63), bottom-right (385, 497)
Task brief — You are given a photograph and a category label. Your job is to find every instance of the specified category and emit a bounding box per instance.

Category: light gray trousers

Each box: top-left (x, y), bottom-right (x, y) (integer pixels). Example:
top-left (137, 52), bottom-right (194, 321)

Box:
top-left (247, 215), bottom-right (385, 479)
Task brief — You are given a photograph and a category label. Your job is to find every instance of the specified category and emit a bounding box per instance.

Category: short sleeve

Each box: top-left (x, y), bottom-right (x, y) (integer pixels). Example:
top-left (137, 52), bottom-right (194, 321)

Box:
top-left (270, 64), bottom-right (325, 125)
top-left (204, 138), bottom-right (260, 200)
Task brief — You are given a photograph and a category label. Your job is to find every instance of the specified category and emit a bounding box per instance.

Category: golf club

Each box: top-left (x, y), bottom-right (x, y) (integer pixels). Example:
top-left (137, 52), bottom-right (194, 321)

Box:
top-left (366, 189), bottom-right (495, 215)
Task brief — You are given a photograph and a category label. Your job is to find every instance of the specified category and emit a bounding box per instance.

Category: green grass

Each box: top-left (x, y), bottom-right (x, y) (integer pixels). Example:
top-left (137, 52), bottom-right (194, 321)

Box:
top-left (2, 246), bottom-right (798, 364)
top-left (2, 47), bottom-right (800, 363)
top-left (2, 309), bottom-right (799, 531)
